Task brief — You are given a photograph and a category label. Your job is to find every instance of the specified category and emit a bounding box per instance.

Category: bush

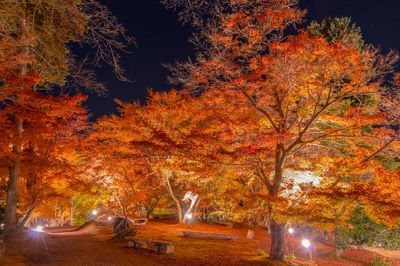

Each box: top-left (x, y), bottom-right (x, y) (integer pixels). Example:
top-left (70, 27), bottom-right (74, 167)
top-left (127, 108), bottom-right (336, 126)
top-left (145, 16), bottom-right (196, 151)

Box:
top-left (345, 207), bottom-right (400, 250)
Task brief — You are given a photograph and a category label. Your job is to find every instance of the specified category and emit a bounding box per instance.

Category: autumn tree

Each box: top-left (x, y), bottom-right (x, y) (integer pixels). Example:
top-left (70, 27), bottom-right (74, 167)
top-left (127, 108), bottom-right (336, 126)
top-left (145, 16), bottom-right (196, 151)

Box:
top-left (92, 89), bottom-right (230, 223)
top-left (164, 0), bottom-right (399, 260)
top-left (0, 92), bottom-right (89, 227)
top-left (0, 0), bottom-right (133, 235)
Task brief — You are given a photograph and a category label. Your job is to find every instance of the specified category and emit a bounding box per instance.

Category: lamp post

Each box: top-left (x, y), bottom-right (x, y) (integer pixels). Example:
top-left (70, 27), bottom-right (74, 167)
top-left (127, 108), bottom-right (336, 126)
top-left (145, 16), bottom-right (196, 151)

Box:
top-left (301, 238), bottom-right (312, 262)
top-left (286, 227), bottom-right (295, 257)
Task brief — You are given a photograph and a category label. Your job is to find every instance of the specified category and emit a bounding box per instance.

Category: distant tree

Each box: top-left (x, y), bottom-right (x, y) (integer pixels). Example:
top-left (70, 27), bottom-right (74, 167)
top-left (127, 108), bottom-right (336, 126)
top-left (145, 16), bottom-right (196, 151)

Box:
top-left (307, 17), bottom-right (369, 51)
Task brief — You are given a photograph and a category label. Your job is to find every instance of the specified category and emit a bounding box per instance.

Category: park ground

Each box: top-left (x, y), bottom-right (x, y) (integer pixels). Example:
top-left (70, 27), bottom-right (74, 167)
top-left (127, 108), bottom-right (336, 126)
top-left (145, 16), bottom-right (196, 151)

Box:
top-left (1, 219), bottom-right (400, 265)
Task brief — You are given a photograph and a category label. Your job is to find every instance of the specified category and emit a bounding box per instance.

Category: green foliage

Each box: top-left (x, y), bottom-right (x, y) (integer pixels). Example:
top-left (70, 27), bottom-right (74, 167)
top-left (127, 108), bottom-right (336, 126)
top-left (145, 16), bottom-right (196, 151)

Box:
top-left (0, 0), bottom-right (87, 84)
top-left (151, 208), bottom-right (176, 215)
top-left (361, 125), bottom-right (375, 134)
top-left (345, 207), bottom-right (400, 250)
top-left (307, 17), bottom-right (369, 51)
top-left (370, 257), bottom-right (391, 266)
top-left (256, 249), bottom-right (265, 255)
top-left (376, 157), bottom-right (400, 171)
top-left (287, 253), bottom-right (296, 260)
top-left (73, 195), bottom-right (102, 225)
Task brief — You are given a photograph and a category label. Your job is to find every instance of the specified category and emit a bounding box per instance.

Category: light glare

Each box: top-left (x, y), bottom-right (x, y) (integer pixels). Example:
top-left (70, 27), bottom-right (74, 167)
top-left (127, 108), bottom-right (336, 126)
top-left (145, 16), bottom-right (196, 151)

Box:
top-left (302, 239), bottom-right (311, 248)
top-left (35, 225), bottom-right (43, 232)
top-left (108, 216), bottom-right (112, 221)
top-left (185, 213), bottom-right (193, 219)
top-left (92, 210), bottom-right (98, 215)
top-left (288, 228), bottom-right (294, 234)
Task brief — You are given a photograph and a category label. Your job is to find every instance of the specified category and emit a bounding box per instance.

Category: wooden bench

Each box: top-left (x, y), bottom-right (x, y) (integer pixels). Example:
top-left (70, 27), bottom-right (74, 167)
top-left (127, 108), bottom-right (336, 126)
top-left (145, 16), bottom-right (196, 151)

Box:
top-left (125, 237), bottom-right (175, 254)
top-left (211, 219), bottom-right (235, 228)
top-left (183, 231), bottom-right (238, 240)
top-left (127, 217), bottom-right (148, 226)
top-left (152, 214), bottom-right (177, 220)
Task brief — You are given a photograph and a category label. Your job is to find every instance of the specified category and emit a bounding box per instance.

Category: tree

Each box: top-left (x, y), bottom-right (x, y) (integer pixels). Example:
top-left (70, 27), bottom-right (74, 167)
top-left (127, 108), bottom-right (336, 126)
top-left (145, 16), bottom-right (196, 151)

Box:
top-left (164, 0), bottom-right (399, 260)
top-left (0, 0), bottom-right (133, 236)
top-left (92, 89), bottom-right (225, 223)
top-left (0, 91), bottom-right (89, 228)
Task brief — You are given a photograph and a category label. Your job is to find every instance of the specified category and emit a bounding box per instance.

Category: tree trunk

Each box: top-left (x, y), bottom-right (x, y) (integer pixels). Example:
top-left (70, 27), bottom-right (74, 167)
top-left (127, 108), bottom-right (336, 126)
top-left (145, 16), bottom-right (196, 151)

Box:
top-left (269, 219), bottom-right (286, 261)
top-left (20, 205), bottom-right (35, 228)
top-left (334, 227), bottom-right (343, 257)
top-left (4, 161), bottom-right (21, 236)
top-left (165, 175), bottom-right (183, 223)
top-left (70, 197), bottom-right (74, 225)
top-left (145, 196), bottom-right (161, 218)
top-left (4, 118), bottom-right (23, 237)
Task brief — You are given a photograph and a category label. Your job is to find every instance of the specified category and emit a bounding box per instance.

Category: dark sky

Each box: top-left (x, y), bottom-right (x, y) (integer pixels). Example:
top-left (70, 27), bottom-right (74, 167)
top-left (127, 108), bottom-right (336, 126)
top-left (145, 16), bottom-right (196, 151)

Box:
top-left (86, 0), bottom-right (400, 118)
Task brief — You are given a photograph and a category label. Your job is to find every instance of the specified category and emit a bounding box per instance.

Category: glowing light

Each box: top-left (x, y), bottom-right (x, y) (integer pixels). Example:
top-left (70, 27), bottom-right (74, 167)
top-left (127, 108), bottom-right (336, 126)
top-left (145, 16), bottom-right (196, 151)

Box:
top-left (288, 228), bottom-right (294, 234)
top-left (185, 213), bottom-right (193, 219)
top-left (108, 216), bottom-right (112, 221)
top-left (92, 210), bottom-right (98, 215)
top-left (302, 239), bottom-right (311, 248)
top-left (35, 225), bottom-right (43, 232)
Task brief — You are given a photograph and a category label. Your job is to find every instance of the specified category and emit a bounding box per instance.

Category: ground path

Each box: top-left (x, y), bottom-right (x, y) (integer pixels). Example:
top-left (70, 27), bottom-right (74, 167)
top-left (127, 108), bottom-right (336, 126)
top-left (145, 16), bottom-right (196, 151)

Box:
top-left (1, 219), bottom-right (400, 265)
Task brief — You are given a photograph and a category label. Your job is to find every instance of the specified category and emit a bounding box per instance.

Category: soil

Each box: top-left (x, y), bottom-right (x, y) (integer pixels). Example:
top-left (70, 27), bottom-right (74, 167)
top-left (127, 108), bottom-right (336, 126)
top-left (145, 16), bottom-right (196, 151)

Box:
top-left (1, 219), bottom-right (400, 265)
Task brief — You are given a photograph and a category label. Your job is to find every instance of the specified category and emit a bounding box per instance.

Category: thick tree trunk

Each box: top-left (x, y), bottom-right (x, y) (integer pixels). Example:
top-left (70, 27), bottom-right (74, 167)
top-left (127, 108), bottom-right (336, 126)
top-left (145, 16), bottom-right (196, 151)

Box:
top-left (4, 118), bottom-right (23, 237)
top-left (269, 219), bottom-right (286, 261)
top-left (4, 160), bottom-right (21, 236)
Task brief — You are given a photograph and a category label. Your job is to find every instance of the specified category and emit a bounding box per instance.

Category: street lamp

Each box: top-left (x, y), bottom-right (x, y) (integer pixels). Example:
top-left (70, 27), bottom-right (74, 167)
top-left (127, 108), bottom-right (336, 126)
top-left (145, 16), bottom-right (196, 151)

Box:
top-left (302, 238), bottom-right (313, 262)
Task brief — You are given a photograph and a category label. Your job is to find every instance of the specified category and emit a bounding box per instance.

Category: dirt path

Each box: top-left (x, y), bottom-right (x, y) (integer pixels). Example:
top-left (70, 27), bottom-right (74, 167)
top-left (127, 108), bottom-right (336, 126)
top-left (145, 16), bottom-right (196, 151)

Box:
top-left (1, 220), bottom-right (399, 265)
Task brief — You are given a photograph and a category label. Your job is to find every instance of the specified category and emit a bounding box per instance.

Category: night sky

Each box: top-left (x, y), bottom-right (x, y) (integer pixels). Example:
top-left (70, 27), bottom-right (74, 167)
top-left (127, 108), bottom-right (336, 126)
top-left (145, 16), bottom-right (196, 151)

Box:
top-left (86, 0), bottom-right (400, 118)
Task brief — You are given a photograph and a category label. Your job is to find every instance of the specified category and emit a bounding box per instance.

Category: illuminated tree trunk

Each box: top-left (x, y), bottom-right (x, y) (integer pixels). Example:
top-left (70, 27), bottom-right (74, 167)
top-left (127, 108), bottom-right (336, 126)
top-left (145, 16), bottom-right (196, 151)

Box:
top-left (165, 175), bottom-right (183, 223)
top-left (20, 205), bottom-right (35, 228)
top-left (4, 118), bottom-right (23, 237)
